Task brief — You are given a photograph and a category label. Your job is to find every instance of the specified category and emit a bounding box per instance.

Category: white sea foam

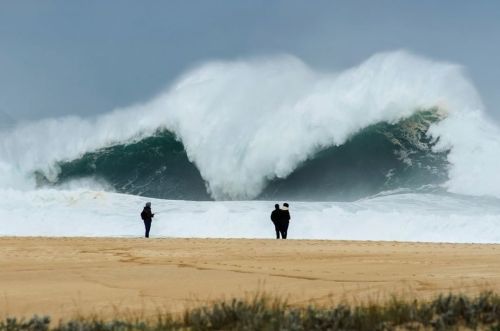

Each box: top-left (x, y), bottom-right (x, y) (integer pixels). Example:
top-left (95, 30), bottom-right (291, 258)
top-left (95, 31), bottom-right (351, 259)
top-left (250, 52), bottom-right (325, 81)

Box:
top-left (1, 189), bottom-right (499, 243)
top-left (0, 51), bottom-right (499, 201)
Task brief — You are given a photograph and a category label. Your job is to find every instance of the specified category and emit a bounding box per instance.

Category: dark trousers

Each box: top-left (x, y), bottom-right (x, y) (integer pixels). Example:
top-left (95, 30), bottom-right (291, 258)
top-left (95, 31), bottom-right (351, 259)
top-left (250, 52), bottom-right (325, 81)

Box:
top-left (143, 219), bottom-right (152, 238)
top-left (279, 222), bottom-right (289, 239)
top-left (273, 223), bottom-right (280, 239)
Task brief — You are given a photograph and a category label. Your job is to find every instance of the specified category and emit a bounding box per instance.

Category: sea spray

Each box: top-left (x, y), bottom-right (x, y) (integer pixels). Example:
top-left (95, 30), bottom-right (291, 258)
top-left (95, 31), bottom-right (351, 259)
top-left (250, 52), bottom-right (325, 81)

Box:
top-left (42, 110), bottom-right (448, 201)
top-left (0, 50), bottom-right (498, 201)
top-left (1, 189), bottom-right (499, 242)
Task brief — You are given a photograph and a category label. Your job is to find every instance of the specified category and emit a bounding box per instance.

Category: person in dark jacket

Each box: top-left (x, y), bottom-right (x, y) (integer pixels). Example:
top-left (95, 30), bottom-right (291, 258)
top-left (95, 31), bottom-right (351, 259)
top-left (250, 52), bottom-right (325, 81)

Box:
top-left (279, 202), bottom-right (291, 239)
top-left (140, 202), bottom-right (155, 238)
top-left (270, 204), bottom-right (281, 239)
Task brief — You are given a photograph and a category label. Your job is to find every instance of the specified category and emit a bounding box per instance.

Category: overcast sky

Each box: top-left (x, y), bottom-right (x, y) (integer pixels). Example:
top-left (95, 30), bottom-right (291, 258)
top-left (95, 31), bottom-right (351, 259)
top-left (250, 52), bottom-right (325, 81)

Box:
top-left (1, 1), bottom-right (499, 122)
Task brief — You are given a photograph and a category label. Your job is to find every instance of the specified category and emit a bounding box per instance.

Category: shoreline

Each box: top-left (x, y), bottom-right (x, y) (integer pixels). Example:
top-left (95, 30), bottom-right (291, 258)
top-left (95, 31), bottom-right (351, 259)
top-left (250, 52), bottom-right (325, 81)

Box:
top-left (2, 237), bottom-right (500, 320)
top-left (2, 235), bottom-right (499, 244)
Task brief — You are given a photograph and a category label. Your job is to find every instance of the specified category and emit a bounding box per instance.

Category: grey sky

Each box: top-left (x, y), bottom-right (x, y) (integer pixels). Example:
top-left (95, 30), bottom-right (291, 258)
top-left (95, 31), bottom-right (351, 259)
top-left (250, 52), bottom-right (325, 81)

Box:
top-left (0, 1), bottom-right (499, 122)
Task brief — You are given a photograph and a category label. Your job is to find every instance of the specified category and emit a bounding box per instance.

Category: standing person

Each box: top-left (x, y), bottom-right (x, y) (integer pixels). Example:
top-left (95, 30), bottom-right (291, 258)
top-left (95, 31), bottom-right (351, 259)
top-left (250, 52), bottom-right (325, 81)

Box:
top-left (140, 202), bottom-right (155, 238)
top-left (279, 203), bottom-right (291, 239)
top-left (270, 204), bottom-right (281, 239)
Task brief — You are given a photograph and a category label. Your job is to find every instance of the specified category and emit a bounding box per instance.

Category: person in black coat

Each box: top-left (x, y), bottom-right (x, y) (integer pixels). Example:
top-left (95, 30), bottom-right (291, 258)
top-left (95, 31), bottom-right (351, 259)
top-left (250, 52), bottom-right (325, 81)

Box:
top-left (270, 204), bottom-right (281, 239)
top-left (140, 202), bottom-right (155, 238)
top-left (279, 203), bottom-right (291, 239)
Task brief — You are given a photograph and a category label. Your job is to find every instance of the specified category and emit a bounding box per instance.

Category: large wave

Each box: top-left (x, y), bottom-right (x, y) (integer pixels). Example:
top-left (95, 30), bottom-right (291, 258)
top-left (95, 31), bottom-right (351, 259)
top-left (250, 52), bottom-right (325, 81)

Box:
top-left (1, 50), bottom-right (499, 200)
top-left (36, 109), bottom-right (448, 201)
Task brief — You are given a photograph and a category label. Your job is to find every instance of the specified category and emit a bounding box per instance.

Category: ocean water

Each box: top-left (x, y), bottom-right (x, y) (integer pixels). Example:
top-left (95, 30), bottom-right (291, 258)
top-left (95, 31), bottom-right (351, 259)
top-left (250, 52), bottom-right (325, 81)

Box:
top-left (1, 51), bottom-right (499, 242)
top-left (0, 189), bottom-right (499, 243)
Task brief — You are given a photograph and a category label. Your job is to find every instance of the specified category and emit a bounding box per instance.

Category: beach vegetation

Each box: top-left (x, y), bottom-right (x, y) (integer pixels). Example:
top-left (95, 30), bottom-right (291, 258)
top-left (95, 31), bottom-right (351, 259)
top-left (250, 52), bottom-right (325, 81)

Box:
top-left (3, 292), bottom-right (500, 330)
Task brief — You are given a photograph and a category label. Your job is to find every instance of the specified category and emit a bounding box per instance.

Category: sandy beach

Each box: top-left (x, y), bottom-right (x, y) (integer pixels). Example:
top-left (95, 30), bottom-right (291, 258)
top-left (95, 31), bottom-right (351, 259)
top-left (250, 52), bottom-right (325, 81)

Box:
top-left (1, 237), bottom-right (500, 320)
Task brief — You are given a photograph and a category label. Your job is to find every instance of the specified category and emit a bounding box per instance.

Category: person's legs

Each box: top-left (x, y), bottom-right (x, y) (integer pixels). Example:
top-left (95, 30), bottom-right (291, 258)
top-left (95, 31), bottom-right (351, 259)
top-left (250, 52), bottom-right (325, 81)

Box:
top-left (282, 222), bottom-right (289, 239)
top-left (274, 224), bottom-right (280, 239)
top-left (144, 220), bottom-right (152, 238)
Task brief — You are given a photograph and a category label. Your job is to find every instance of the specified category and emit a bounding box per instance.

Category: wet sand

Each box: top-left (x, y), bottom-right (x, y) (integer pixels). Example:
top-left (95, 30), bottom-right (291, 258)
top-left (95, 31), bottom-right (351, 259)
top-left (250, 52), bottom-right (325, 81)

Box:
top-left (1, 237), bottom-right (499, 320)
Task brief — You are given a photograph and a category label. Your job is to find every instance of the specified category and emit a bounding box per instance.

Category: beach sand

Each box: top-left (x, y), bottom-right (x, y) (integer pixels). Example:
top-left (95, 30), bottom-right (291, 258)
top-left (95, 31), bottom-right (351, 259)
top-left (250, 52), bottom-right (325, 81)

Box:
top-left (1, 237), bottom-right (500, 320)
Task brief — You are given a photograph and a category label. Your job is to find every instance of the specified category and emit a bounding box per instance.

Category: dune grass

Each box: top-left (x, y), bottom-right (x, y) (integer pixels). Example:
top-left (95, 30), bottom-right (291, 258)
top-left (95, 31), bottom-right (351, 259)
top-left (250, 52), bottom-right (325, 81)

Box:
top-left (3, 292), bottom-right (500, 330)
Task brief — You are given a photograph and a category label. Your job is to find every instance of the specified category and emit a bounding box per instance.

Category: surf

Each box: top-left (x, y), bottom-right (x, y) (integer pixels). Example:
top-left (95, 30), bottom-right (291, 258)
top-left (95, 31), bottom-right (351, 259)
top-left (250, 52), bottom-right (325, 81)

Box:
top-left (1, 50), bottom-right (497, 201)
top-left (35, 109), bottom-right (447, 201)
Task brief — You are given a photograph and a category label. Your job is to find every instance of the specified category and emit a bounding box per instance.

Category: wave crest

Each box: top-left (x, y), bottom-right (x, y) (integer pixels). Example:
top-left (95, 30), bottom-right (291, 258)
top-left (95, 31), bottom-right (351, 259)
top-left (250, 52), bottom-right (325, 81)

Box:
top-left (2, 50), bottom-right (499, 200)
top-left (37, 109), bottom-right (447, 201)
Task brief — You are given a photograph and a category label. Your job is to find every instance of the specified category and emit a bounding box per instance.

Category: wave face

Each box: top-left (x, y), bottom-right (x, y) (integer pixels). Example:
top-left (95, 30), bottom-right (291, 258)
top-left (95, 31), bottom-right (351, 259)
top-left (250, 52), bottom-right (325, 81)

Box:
top-left (39, 110), bottom-right (448, 201)
top-left (1, 50), bottom-right (499, 201)
top-left (259, 109), bottom-right (449, 201)
top-left (37, 131), bottom-right (211, 200)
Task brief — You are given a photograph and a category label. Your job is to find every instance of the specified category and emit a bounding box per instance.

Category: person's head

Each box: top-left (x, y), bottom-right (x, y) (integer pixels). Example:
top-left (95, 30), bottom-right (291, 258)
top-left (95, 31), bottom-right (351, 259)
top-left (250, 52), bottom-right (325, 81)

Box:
top-left (283, 203), bottom-right (289, 208)
top-left (145, 202), bottom-right (151, 208)
top-left (274, 204), bottom-right (279, 209)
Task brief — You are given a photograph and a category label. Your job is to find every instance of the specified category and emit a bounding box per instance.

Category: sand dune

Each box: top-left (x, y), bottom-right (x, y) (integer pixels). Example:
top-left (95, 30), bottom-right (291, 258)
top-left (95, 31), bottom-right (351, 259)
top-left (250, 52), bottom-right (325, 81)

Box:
top-left (1, 237), bottom-right (500, 320)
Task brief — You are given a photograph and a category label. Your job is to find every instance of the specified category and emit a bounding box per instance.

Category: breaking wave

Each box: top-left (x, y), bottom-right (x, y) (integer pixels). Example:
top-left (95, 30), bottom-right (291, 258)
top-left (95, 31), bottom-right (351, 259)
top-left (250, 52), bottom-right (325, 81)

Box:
top-left (37, 109), bottom-right (448, 201)
top-left (1, 50), bottom-right (499, 201)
